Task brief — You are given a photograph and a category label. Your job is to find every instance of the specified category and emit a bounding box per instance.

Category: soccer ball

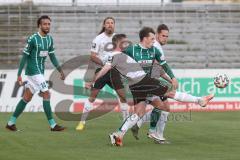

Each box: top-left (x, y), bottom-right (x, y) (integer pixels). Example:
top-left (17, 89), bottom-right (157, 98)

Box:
top-left (213, 73), bottom-right (230, 88)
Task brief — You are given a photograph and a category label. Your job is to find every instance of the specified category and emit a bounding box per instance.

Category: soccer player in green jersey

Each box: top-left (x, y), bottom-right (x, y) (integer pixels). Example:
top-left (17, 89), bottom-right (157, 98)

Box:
top-left (6, 15), bottom-right (65, 131)
top-left (130, 24), bottom-right (175, 143)
top-left (123, 26), bottom-right (177, 142)
top-left (115, 27), bottom-right (213, 145)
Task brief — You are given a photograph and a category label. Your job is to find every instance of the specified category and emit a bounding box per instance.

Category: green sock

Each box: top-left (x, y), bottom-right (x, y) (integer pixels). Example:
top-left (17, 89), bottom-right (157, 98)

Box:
top-left (8, 116), bottom-right (17, 126)
top-left (43, 100), bottom-right (57, 128)
top-left (43, 100), bottom-right (53, 120)
top-left (8, 99), bottom-right (27, 125)
top-left (150, 108), bottom-right (162, 130)
top-left (48, 119), bottom-right (57, 128)
top-left (13, 99), bottom-right (27, 118)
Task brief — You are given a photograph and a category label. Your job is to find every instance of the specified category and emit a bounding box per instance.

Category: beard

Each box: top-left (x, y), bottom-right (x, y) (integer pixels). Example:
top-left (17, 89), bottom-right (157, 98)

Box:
top-left (160, 41), bottom-right (166, 45)
top-left (105, 28), bottom-right (114, 35)
top-left (41, 29), bottom-right (49, 34)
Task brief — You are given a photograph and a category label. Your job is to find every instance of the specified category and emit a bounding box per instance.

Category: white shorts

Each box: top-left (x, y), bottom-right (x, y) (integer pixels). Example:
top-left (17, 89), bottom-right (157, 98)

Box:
top-left (25, 74), bottom-right (48, 94)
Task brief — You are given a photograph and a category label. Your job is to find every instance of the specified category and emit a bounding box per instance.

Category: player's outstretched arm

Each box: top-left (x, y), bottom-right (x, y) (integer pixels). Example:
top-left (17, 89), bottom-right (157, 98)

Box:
top-left (154, 47), bottom-right (179, 90)
top-left (161, 73), bottom-right (172, 83)
top-left (171, 77), bottom-right (178, 90)
top-left (161, 63), bottom-right (174, 79)
top-left (161, 63), bottom-right (178, 89)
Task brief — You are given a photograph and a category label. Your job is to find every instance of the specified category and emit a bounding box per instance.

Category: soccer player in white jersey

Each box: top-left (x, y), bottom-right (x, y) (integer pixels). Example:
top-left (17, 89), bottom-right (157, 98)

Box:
top-left (93, 33), bottom-right (214, 146)
top-left (131, 24), bottom-right (174, 143)
top-left (76, 17), bottom-right (129, 131)
top-left (6, 15), bottom-right (65, 131)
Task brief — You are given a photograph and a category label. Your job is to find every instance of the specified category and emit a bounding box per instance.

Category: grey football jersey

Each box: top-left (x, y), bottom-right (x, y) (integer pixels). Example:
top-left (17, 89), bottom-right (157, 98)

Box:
top-left (151, 63), bottom-right (166, 78)
top-left (108, 51), bottom-right (146, 86)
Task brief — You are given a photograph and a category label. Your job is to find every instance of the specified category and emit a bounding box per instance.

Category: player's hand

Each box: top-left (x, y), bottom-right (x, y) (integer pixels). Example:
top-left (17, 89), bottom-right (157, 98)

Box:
top-left (60, 71), bottom-right (65, 80)
top-left (85, 82), bottom-right (93, 89)
top-left (17, 76), bottom-right (23, 86)
top-left (171, 78), bottom-right (179, 90)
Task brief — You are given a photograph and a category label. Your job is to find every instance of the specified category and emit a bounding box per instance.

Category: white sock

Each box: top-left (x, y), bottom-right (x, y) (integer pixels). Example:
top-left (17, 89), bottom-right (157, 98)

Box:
top-left (137, 110), bottom-right (152, 128)
top-left (80, 99), bottom-right (94, 123)
top-left (119, 102), bottom-right (129, 121)
top-left (173, 92), bottom-right (200, 103)
top-left (156, 111), bottom-right (169, 137)
top-left (120, 113), bottom-right (140, 135)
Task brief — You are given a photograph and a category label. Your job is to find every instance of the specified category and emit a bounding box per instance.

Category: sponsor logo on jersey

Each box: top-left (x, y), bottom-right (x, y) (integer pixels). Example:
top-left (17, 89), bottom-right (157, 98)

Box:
top-left (138, 60), bottom-right (153, 64)
top-left (91, 43), bottom-right (96, 49)
top-left (107, 55), bottom-right (113, 62)
top-left (39, 51), bottom-right (48, 57)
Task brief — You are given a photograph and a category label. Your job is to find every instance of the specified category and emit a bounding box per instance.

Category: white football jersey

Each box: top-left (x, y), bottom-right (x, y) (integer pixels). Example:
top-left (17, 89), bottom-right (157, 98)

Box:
top-left (91, 32), bottom-right (116, 64)
top-left (153, 40), bottom-right (165, 60)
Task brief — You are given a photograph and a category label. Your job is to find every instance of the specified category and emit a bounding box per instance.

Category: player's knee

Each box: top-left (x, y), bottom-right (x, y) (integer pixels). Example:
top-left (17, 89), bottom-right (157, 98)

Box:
top-left (42, 91), bottom-right (51, 99)
top-left (134, 102), bottom-right (145, 117)
top-left (162, 100), bottom-right (170, 112)
top-left (23, 96), bottom-right (32, 102)
top-left (135, 110), bottom-right (144, 117)
top-left (165, 90), bottom-right (176, 98)
top-left (23, 89), bottom-right (33, 102)
top-left (88, 97), bottom-right (95, 103)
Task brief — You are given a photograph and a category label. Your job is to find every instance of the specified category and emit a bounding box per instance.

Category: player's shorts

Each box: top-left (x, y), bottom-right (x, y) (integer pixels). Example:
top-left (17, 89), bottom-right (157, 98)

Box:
top-left (25, 74), bottom-right (48, 94)
top-left (93, 68), bottom-right (124, 90)
top-left (146, 77), bottom-right (171, 103)
top-left (146, 95), bottom-right (168, 104)
top-left (129, 76), bottom-right (172, 105)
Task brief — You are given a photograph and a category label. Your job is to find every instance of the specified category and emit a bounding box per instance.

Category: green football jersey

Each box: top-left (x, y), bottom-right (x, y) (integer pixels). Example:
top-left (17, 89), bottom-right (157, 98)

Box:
top-left (124, 44), bottom-right (166, 75)
top-left (22, 32), bottom-right (55, 76)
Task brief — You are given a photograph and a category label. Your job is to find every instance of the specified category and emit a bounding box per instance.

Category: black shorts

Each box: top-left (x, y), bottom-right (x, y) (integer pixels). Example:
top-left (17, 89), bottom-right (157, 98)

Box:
top-left (160, 96), bottom-right (168, 101)
top-left (129, 76), bottom-right (169, 105)
top-left (145, 95), bottom-right (168, 104)
top-left (93, 68), bottom-right (124, 90)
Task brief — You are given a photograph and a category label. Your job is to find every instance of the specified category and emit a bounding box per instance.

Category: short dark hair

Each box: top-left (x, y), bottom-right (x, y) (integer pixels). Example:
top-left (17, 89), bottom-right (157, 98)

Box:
top-left (112, 34), bottom-right (127, 46)
top-left (37, 15), bottom-right (51, 27)
top-left (139, 27), bottom-right (155, 41)
top-left (98, 17), bottom-right (115, 35)
top-left (157, 24), bottom-right (169, 33)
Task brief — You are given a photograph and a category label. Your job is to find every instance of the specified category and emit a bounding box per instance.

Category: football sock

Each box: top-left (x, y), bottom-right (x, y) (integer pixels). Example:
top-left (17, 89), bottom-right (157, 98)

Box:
top-left (80, 99), bottom-right (94, 123)
top-left (173, 92), bottom-right (200, 103)
top-left (156, 111), bottom-right (169, 137)
top-left (119, 102), bottom-right (129, 121)
top-left (136, 110), bottom-right (151, 128)
top-left (8, 99), bottom-right (28, 125)
top-left (119, 113), bottom-right (140, 135)
top-left (43, 100), bottom-right (56, 128)
top-left (48, 119), bottom-right (57, 128)
top-left (43, 100), bottom-right (53, 120)
top-left (8, 116), bottom-right (17, 126)
top-left (150, 108), bottom-right (162, 130)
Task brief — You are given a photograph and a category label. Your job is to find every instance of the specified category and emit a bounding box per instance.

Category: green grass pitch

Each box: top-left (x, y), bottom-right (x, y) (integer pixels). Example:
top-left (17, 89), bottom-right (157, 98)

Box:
top-left (0, 111), bottom-right (240, 160)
